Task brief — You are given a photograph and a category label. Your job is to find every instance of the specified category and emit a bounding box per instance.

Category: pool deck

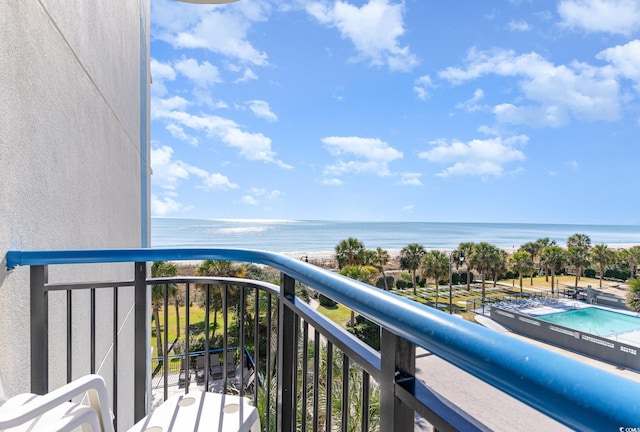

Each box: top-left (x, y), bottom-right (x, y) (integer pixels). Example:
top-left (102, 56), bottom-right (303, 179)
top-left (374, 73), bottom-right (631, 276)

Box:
top-left (506, 299), bottom-right (640, 348)
top-left (478, 308), bottom-right (640, 384)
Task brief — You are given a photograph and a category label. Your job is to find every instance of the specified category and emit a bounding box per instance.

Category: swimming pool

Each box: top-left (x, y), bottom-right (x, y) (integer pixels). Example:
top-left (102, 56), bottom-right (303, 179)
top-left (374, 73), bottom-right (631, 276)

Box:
top-left (537, 307), bottom-right (640, 337)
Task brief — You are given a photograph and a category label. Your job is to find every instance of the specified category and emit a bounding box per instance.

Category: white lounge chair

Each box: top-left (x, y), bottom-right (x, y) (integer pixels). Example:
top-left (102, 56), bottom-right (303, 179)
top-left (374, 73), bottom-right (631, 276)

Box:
top-left (1, 372), bottom-right (259, 432)
top-left (0, 373), bottom-right (114, 432)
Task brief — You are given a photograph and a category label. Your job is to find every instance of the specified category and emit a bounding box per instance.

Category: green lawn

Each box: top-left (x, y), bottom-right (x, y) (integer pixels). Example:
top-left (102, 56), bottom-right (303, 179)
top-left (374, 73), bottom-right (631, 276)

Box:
top-left (151, 305), bottom-right (222, 352)
top-left (316, 303), bottom-right (353, 329)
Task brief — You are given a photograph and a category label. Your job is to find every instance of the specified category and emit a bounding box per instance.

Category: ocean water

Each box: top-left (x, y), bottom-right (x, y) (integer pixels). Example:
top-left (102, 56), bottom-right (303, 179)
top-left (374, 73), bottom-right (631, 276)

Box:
top-left (151, 218), bottom-right (640, 255)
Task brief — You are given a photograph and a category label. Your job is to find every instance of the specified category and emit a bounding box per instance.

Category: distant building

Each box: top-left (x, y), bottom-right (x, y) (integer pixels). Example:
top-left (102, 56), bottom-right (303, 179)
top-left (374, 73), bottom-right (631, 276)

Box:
top-left (0, 2), bottom-right (150, 429)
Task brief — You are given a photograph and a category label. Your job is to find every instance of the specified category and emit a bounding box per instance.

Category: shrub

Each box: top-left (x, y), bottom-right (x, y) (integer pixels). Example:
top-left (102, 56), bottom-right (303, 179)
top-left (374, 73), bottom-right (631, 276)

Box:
top-left (451, 272), bottom-right (461, 285)
top-left (583, 268), bottom-right (596, 278)
top-left (396, 280), bottom-right (407, 290)
top-left (604, 269), bottom-right (630, 280)
top-left (375, 276), bottom-right (395, 290)
top-left (318, 294), bottom-right (337, 308)
top-left (348, 315), bottom-right (380, 350)
top-left (296, 283), bottom-right (310, 303)
top-left (460, 272), bottom-right (474, 284)
top-left (506, 271), bottom-right (517, 280)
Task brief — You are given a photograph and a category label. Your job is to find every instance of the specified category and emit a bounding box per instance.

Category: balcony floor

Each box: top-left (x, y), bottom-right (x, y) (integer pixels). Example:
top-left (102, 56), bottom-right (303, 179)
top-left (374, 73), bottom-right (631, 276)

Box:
top-left (150, 365), bottom-right (250, 410)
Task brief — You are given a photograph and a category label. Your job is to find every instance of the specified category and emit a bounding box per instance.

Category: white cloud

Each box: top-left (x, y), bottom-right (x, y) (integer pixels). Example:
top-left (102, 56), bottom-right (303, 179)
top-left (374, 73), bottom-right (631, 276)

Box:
top-left (507, 20), bottom-right (531, 32)
top-left (174, 58), bottom-right (221, 88)
top-left (157, 96), bottom-right (190, 111)
top-left (151, 58), bottom-right (223, 110)
top-left (402, 204), bottom-right (415, 212)
top-left (493, 103), bottom-right (570, 128)
top-left (566, 160), bottom-right (580, 170)
top-left (151, 0), bottom-right (269, 66)
top-left (234, 68), bottom-right (258, 83)
top-left (150, 59), bottom-right (176, 96)
top-left (153, 109), bottom-right (291, 168)
top-left (596, 40), bottom-right (640, 84)
top-left (151, 96), bottom-right (190, 120)
top-left (321, 178), bottom-right (344, 186)
top-left (166, 123), bottom-right (199, 146)
top-left (151, 144), bottom-right (239, 191)
top-left (241, 195), bottom-right (259, 206)
top-left (306, 0), bottom-right (418, 72)
top-left (413, 75), bottom-right (434, 101)
top-left (418, 135), bottom-right (527, 178)
top-left (558, 0), bottom-right (640, 36)
top-left (247, 187), bottom-right (284, 200)
top-left (247, 100), bottom-right (278, 122)
top-left (151, 195), bottom-right (185, 216)
top-left (456, 88), bottom-right (485, 112)
top-left (323, 136), bottom-right (403, 161)
top-left (324, 160), bottom-right (388, 176)
top-left (397, 172), bottom-right (422, 186)
top-left (322, 136), bottom-right (403, 177)
top-left (439, 48), bottom-right (622, 126)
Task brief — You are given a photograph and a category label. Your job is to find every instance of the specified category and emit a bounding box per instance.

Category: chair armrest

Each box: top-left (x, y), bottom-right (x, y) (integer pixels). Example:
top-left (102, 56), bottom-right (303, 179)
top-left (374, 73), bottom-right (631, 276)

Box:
top-left (0, 374), bottom-right (113, 432)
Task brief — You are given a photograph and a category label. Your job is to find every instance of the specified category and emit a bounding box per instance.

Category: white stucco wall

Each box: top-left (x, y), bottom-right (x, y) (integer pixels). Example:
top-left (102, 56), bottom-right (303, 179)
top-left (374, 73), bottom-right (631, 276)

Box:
top-left (0, 0), bottom-right (150, 429)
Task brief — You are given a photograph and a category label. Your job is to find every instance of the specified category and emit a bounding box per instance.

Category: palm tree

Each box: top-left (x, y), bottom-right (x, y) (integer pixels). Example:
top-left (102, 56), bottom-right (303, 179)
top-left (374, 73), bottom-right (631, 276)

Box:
top-left (623, 245), bottom-right (640, 279)
top-left (509, 251), bottom-right (533, 294)
top-left (421, 250), bottom-right (449, 308)
top-left (360, 249), bottom-right (377, 267)
top-left (567, 233), bottom-right (591, 282)
top-left (151, 285), bottom-right (164, 360)
top-left (540, 245), bottom-right (564, 293)
top-left (489, 249), bottom-right (508, 287)
top-left (567, 233), bottom-right (591, 248)
top-left (372, 247), bottom-right (390, 290)
top-left (590, 244), bottom-right (615, 288)
top-left (468, 242), bottom-right (498, 300)
top-left (457, 242), bottom-right (476, 291)
top-left (340, 265), bottom-right (378, 326)
top-left (520, 241), bottom-right (542, 285)
top-left (566, 246), bottom-right (590, 289)
top-left (196, 260), bottom-right (243, 341)
top-left (334, 237), bottom-right (365, 269)
top-left (400, 243), bottom-right (426, 295)
top-left (151, 261), bottom-right (179, 358)
top-left (535, 237), bottom-right (554, 281)
top-left (626, 278), bottom-right (640, 312)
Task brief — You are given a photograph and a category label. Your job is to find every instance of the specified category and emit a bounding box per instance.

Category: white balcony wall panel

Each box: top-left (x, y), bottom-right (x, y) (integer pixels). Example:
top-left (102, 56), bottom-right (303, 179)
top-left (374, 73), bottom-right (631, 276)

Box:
top-left (0, 1), bottom-right (149, 429)
top-left (41, 0), bottom-right (142, 149)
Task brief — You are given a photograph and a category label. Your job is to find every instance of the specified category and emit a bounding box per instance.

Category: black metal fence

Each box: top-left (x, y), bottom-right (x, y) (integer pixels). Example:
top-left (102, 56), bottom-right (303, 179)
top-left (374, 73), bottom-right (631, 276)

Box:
top-left (10, 248), bottom-right (640, 431)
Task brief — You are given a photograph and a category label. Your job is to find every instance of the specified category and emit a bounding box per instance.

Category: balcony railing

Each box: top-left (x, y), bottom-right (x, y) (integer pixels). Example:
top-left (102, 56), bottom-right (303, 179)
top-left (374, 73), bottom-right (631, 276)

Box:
top-left (6, 248), bottom-right (640, 431)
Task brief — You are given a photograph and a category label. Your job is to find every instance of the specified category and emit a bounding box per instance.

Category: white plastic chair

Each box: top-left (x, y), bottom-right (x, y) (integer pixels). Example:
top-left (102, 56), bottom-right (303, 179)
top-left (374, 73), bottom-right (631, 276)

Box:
top-left (0, 373), bottom-right (114, 432)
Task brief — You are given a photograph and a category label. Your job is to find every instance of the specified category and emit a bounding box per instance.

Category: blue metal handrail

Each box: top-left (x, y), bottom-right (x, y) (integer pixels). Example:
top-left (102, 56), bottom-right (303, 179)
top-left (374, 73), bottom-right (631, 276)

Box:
top-left (7, 247), bottom-right (640, 430)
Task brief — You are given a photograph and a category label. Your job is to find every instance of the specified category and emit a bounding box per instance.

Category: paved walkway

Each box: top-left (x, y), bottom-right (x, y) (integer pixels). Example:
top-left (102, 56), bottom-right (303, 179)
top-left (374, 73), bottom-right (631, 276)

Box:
top-left (414, 348), bottom-right (571, 431)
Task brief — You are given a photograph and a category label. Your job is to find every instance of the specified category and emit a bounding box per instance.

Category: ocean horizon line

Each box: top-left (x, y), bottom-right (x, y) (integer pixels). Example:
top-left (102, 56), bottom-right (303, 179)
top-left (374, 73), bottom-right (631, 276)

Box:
top-left (152, 218), bottom-right (640, 254)
top-left (152, 217), bottom-right (640, 228)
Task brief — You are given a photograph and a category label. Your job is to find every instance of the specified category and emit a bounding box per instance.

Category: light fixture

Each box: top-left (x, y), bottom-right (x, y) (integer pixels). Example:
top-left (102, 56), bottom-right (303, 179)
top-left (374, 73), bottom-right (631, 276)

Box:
top-left (449, 251), bottom-right (465, 314)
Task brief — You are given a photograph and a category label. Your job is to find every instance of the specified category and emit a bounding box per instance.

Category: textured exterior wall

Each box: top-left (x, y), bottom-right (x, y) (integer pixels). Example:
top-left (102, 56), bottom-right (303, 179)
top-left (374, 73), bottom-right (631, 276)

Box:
top-left (0, 0), bottom-right (150, 429)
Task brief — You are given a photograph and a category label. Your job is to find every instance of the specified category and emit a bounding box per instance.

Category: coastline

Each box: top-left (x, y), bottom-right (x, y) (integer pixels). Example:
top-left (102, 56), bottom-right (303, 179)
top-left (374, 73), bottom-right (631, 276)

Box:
top-left (169, 241), bottom-right (639, 269)
top-left (283, 243), bottom-right (640, 263)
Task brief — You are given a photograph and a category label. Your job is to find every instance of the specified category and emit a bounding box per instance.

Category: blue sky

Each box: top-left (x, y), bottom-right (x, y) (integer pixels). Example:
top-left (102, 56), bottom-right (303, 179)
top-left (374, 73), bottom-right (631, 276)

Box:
top-left (149, 0), bottom-right (640, 224)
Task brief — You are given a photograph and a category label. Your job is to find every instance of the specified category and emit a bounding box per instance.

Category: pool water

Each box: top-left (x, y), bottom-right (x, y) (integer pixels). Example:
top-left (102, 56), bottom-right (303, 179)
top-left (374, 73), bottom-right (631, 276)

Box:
top-left (538, 307), bottom-right (640, 336)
